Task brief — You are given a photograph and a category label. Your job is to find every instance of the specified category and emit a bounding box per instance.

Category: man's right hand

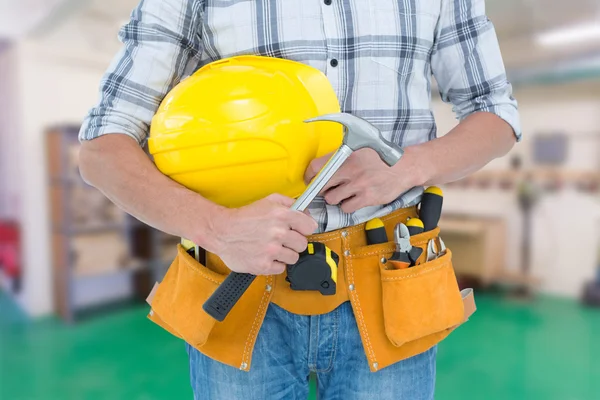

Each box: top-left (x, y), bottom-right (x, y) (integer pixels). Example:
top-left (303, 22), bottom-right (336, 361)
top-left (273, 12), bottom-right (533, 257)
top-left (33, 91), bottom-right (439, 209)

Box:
top-left (210, 194), bottom-right (318, 275)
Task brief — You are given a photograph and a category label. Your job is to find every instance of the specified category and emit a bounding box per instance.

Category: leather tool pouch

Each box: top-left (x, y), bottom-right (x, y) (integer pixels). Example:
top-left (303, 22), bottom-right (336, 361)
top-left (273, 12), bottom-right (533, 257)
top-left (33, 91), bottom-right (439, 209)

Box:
top-left (378, 227), bottom-right (466, 347)
top-left (380, 246), bottom-right (464, 347)
top-left (147, 245), bottom-right (273, 371)
top-left (147, 245), bottom-right (223, 347)
top-left (346, 225), bottom-right (470, 370)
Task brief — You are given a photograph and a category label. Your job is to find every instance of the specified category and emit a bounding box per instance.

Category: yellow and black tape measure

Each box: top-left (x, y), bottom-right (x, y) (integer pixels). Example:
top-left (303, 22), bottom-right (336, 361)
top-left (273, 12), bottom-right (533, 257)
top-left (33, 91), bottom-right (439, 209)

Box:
top-left (286, 242), bottom-right (338, 295)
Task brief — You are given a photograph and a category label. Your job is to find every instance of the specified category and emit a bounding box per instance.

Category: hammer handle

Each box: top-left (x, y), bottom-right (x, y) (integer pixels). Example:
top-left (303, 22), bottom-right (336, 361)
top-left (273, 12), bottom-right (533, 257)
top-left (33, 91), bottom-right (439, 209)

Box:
top-left (203, 272), bottom-right (256, 322)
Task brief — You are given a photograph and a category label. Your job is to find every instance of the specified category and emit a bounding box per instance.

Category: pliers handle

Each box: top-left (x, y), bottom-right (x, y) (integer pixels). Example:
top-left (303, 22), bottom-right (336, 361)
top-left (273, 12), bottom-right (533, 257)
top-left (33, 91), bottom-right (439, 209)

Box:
top-left (388, 223), bottom-right (423, 269)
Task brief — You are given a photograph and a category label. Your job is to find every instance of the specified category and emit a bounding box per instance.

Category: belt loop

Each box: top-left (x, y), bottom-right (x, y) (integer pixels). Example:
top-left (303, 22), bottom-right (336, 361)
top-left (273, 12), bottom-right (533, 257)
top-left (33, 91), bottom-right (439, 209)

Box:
top-left (340, 229), bottom-right (350, 257)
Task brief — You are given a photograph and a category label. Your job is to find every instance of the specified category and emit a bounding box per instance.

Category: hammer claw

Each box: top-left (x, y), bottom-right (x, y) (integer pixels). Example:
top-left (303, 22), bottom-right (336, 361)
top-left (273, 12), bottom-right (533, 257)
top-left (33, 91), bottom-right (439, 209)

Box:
top-left (305, 113), bottom-right (404, 166)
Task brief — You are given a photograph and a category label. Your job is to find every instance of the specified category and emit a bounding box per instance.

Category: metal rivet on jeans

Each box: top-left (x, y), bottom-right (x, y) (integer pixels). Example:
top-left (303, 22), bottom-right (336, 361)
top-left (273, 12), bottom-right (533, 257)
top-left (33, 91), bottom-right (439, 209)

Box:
top-left (149, 310), bottom-right (154, 317)
top-left (240, 362), bottom-right (248, 370)
top-left (373, 362), bottom-right (379, 370)
top-left (344, 250), bottom-right (350, 256)
top-left (265, 284), bottom-right (272, 292)
top-left (349, 284), bottom-right (355, 291)
top-left (341, 230), bottom-right (348, 238)
top-left (380, 257), bottom-right (387, 264)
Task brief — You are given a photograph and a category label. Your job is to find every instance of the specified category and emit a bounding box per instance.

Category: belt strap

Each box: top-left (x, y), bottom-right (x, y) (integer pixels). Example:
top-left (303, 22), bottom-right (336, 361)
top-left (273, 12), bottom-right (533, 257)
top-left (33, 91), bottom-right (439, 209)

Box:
top-left (270, 206), bottom-right (419, 315)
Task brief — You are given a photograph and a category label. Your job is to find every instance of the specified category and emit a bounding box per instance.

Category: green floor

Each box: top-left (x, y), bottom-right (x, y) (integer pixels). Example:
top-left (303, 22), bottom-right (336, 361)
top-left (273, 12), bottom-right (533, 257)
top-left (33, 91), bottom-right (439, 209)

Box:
top-left (1, 291), bottom-right (600, 400)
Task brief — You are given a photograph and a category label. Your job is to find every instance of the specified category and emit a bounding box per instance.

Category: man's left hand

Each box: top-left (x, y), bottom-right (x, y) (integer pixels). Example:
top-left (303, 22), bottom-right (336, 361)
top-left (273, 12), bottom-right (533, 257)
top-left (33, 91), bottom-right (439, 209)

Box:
top-left (304, 147), bottom-right (424, 214)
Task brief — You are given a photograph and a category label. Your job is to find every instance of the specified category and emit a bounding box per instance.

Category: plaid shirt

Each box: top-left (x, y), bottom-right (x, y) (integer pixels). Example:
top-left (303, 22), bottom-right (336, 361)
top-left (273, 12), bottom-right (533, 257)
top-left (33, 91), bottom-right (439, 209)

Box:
top-left (79, 0), bottom-right (521, 233)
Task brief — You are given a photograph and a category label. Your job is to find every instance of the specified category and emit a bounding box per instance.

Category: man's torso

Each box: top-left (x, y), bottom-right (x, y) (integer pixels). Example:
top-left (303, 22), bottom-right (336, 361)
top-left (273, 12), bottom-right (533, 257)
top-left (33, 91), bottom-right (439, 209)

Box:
top-left (195, 0), bottom-right (442, 232)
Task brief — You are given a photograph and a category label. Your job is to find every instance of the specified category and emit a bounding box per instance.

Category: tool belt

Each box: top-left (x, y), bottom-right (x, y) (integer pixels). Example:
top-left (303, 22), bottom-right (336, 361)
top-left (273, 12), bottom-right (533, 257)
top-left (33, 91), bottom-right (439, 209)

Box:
top-left (146, 206), bottom-right (476, 372)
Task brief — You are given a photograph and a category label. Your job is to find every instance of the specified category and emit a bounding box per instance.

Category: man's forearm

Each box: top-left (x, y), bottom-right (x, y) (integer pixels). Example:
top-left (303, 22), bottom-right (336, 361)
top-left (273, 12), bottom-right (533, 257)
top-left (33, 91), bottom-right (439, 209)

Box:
top-left (79, 134), bottom-right (225, 252)
top-left (407, 112), bottom-right (517, 186)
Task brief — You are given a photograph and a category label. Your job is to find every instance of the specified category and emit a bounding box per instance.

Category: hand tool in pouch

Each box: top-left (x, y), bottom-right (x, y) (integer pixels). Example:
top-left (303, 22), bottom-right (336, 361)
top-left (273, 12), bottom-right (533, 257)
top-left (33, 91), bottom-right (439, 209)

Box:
top-left (286, 242), bottom-right (338, 295)
top-left (365, 217), bottom-right (388, 245)
top-left (181, 238), bottom-right (198, 260)
top-left (406, 218), bottom-right (424, 236)
top-left (426, 236), bottom-right (447, 261)
top-left (419, 186), bottom-right (443, 232)
top-left (203, 113), bottom-right (405, 322)
top-left (388, 223), bottom-right (423, 269)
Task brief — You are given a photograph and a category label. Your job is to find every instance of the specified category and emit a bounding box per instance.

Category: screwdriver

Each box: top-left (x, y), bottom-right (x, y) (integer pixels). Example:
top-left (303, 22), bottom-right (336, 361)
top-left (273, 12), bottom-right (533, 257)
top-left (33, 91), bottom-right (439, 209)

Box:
top-left (419, 186), bottom-right (443, 232)
top-left (365, 218), bottom-right (388, 244)
top-left (406, 218), bottom-right (424, 236)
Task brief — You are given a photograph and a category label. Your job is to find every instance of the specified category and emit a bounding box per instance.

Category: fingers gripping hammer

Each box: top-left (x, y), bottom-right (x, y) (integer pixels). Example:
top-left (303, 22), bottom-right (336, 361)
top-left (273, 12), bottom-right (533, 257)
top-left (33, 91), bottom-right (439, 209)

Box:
top-left (203, 113), bottom-right (404, 322)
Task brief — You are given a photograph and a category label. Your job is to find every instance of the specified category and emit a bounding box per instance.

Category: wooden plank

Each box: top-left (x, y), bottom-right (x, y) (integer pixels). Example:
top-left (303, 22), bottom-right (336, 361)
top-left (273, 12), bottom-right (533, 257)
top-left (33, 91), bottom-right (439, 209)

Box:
top-left (51, 232), bottom-right (70, 322)
top-left (46, 130), bottom-right (64, 180)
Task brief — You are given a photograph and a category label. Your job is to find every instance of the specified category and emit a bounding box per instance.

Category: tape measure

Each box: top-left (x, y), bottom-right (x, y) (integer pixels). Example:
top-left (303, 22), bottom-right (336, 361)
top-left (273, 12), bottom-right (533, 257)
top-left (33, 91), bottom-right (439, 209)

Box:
top-left (286, 242), bottom-right (338, 295)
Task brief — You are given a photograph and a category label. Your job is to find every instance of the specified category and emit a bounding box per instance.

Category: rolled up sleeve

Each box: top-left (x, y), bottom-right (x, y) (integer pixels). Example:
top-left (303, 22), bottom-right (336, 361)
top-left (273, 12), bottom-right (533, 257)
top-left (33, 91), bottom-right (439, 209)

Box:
top-left (79, 0), bottom-right (204, 145)
top-left (431, 0), bottom-right (522, 141)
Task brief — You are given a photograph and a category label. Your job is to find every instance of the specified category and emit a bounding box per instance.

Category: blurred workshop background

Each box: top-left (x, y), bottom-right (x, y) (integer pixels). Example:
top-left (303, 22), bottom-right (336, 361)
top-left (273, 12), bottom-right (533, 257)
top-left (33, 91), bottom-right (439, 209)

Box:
top-left (1, 0), bottom-right (600, 399)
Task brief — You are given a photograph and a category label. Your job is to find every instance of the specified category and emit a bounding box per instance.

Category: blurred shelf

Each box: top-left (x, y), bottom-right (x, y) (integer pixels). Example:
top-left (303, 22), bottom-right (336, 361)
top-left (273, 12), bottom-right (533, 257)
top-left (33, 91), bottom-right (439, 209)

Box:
top-left (439, 215), bottom-right (506, 286)
top-left (447, 168), bottom-right (600, 192)
top-left (438, 218), bottom-right (486, 235)
top-left (47, 125), bottom-right (181, 323)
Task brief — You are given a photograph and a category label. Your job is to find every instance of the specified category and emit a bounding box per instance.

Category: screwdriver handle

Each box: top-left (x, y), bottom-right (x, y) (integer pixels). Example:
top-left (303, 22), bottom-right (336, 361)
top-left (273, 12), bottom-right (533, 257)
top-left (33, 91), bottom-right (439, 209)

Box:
top-left (365, 218), bottom-right (388, 244)
top-left (406, 218), bottom-right (424, 236)
top-left (203, 272), bottom-right (257, 322)
top-left (420, 186), bottom-right (443, 232)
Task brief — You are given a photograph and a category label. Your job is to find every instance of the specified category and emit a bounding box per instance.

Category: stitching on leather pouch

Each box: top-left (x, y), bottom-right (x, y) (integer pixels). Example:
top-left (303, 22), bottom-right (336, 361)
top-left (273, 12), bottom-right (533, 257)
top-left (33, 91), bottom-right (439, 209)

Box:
top-left (311, 231), bottom-right (340, 241)
top-left (352, 243), bottom-right (445, 259)
top-left (181, 257), bottom-right (223, 286)
top-left (242, 276), bottom-right (273, 367)
top-left (319, 237), bottom-right (338, 244)
top-left (350, 249), bottom-right (393, 258)
top-left (381, 263), bottom-right (447, 281)
top-left (347, 251), bottom-right (377, 364)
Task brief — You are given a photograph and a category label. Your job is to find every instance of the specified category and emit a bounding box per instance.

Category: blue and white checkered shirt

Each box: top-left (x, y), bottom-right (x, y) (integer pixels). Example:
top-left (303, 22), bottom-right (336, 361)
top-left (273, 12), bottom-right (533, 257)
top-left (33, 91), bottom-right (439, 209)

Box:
top-left (79, 0), bottom-right (521, 233)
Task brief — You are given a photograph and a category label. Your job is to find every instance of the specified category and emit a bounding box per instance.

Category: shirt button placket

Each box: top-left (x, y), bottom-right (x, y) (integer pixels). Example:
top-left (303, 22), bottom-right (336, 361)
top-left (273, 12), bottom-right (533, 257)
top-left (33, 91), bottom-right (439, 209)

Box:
top-left (320, 0), bottom-right (339, 91)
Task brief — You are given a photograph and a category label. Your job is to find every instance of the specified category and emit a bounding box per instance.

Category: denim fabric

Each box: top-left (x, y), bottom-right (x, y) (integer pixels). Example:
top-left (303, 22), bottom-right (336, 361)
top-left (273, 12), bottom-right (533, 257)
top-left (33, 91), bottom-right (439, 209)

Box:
top-left (186, 301), bottom-right (436, 400)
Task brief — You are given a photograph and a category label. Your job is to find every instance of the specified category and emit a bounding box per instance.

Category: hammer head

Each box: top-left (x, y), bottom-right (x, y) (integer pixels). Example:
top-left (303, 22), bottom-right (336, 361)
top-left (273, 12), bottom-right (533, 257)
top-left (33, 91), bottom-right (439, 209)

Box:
top-left (305, 113), bottom-right (404, 166)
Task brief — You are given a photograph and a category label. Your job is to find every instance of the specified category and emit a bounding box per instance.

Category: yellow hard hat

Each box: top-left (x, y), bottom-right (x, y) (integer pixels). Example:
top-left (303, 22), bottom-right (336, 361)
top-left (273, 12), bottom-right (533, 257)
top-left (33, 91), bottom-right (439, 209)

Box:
top-left (148, 55), bottom-right (342, 208)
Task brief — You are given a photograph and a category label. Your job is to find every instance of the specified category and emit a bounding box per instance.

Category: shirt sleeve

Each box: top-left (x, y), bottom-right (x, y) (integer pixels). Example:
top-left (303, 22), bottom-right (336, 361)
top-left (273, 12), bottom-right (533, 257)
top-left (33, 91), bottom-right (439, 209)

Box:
top-left (431, 0), bottom-right (522, 141)
top-left (78, 0), bottom-right (204, 145)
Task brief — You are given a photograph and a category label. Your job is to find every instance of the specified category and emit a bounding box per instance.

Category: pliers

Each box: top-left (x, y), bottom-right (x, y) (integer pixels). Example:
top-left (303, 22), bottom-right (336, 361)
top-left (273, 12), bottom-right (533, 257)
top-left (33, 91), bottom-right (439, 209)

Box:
top-left (388, 223), bottom-right (423, 269)
top-left (426, 237), bottom-right (447, 262)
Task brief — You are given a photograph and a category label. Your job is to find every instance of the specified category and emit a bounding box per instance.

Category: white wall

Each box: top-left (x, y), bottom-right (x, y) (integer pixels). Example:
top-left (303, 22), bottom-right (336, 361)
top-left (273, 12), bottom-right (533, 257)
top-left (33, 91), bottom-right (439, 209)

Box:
top-left (0, 0), bottom-right (67, 39)
top-left (432, 83), bottom-right (600, 297)
top-left (16, 40), bottom-right (107, 316)
top-left (0, 44), bottom-right (22, 220)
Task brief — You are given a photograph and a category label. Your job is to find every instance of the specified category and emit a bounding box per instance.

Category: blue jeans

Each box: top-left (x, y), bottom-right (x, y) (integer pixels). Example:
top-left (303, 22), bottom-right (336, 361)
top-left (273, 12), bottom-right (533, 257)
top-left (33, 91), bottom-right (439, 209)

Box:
top-left (186, 301), bottom-right (436, 400)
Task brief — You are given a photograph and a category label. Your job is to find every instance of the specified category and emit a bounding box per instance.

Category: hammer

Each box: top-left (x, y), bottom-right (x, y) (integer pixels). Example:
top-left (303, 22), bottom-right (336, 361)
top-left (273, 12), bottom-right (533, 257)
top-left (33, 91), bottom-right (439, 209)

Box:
top-left (203, 113), bottom-right (404, 322)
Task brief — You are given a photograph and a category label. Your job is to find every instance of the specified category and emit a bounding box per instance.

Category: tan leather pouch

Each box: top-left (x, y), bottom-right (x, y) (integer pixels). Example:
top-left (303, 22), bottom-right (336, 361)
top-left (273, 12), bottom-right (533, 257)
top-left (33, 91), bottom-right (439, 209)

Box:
top-left (147, 245), bottom-right (224, 348)
top-left (380, 248), bottom-right (464, 347)
top-left (147, 244), bottom-right (274, 371)
top-left (346, 225), bottom-right (471, 371)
